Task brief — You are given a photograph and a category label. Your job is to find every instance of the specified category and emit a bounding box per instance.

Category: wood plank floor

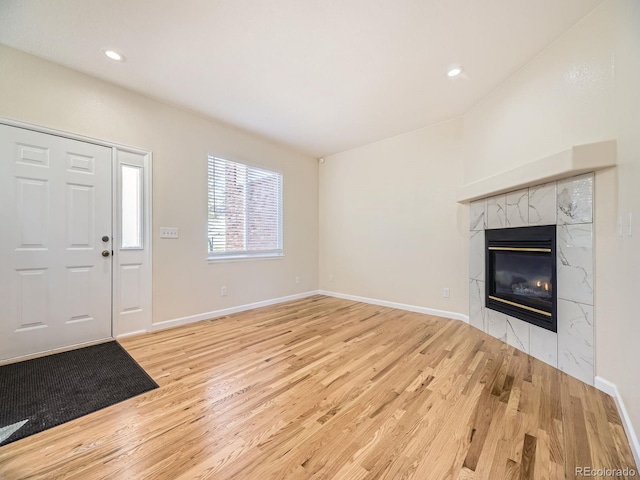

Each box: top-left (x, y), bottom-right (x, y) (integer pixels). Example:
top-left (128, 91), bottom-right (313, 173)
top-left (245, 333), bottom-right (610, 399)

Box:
top-left (0, 295), bottom-right (636, 479)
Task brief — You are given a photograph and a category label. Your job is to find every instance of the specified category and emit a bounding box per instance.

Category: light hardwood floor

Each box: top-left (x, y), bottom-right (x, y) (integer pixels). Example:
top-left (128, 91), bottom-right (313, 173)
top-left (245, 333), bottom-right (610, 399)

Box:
top-left (0, 295), bottom-right (636, 479)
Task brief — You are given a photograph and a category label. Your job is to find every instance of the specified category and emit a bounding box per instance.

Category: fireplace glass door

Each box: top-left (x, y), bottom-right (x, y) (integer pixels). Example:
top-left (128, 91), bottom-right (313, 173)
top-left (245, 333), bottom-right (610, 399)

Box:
top-left (485, 225), bottom-right (557, 332)
top-left (490, 250), bottom-right (552, 314)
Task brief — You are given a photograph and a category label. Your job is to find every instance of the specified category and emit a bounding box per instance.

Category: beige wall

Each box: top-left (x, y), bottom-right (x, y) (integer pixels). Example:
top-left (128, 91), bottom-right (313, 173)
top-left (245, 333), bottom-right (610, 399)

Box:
top-left (318, 0), bottom-right (639, 437)
top-left (319, 118), bottom-right (468, 316)
top-left (461, 0), bottom-right (640, 434)
top-left (603, 0), bottom-right (640, 436)
top-left (0, 45), bottom-right (319, 324)
top-left (2, 0), bottom-right (638, 439)
top-left (462, 1), bottom-right (616, 185)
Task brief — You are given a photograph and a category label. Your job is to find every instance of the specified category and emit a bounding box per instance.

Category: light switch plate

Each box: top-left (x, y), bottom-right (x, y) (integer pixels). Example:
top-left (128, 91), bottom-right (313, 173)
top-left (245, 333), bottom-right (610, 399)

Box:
top-left (160, 227), bottom-right (179, 239)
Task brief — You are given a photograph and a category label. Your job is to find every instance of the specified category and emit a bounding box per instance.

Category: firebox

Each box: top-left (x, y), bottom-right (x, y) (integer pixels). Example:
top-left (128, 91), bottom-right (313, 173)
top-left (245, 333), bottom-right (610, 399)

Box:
top-left (485, 225), bottom-right (557, 332)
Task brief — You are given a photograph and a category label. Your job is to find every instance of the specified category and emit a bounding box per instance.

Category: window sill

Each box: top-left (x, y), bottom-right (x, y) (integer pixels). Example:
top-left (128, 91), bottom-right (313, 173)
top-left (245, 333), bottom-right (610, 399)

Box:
top-left (207, 253), bottom-right (284, 264)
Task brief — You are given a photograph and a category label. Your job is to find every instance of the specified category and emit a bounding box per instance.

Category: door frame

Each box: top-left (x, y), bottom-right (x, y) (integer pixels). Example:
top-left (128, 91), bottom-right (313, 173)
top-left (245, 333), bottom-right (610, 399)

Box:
top-left (0, 116), bottom-right (153, 348)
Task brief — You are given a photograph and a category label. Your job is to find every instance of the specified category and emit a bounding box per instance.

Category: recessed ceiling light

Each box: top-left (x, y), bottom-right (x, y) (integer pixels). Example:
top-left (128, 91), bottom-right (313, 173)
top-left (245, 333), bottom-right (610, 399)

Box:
top-left (447, 66), bottom-right (463, 77)
top-left (103, 49), bottom-right (125, 62)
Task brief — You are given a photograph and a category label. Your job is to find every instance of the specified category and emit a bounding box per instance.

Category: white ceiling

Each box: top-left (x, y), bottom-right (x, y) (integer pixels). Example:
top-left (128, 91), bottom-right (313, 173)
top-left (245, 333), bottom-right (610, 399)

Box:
top-left (0, 0), bottom-right (604, 157)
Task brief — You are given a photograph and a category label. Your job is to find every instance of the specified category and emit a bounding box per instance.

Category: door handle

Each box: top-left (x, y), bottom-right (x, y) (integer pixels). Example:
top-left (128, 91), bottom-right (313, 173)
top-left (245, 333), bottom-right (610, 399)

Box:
top-left (102, 250), bottom-right (111, 257)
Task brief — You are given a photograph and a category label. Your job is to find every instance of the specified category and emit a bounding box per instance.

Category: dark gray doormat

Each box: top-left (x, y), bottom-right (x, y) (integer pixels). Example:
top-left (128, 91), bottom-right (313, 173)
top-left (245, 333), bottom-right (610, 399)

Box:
top-left (0, 341), bottom-right (158, 446)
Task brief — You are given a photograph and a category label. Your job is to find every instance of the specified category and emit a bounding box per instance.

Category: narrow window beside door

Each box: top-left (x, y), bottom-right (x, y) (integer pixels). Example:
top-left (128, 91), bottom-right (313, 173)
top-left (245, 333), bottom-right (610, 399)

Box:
top-left (207, 156), bottom-right (283, 260)
top-left (121, 164), bottom-right (143, 249)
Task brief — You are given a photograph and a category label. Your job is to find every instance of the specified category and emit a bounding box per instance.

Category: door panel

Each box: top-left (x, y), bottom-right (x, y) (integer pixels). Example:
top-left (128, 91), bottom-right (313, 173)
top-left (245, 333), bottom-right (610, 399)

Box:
top-left (16, 178), bottom-right (49, 248)
top-left (0, 124), bottom-right (113, 361)
top-left (66, 266), bottom-right (94, 323)
top-left (67, 183), bottom-right (94, 248)
top-left (120, 264), bottom-right (142, 313)
top-left (15, 268), bottom-right (49, 330)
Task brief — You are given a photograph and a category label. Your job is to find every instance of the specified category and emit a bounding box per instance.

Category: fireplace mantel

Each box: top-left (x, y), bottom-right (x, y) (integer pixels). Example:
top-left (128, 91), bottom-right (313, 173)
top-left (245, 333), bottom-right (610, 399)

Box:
top-left (457, 139), bottom-right (616, 203)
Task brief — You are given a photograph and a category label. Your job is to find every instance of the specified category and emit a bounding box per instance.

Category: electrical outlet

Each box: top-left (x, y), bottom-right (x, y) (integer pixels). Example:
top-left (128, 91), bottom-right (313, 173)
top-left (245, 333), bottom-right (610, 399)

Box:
top-left (329, 274), bottom-right (334, 283)
top-left (443, 288), bottom-right (450, 298)
top-left (220, 286), bottom-right (227, 296)
top-left (295, 275), bottom-right (300, 284)
top-left (160, 227), bottom-right (179, 239)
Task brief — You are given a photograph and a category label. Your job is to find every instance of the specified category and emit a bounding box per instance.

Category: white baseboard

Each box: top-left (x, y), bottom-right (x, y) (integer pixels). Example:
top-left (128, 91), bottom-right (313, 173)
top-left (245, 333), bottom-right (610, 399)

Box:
top-left (318, 290), bottom-right (469, 323)
top-left (150, 290), bottom-right (320, 331)
top-left (148, 289), bottom-right (468, 335)
top-left (595, 376), bottom-right (640, 468)
top-left (116, 329), bottom-right (148, 339)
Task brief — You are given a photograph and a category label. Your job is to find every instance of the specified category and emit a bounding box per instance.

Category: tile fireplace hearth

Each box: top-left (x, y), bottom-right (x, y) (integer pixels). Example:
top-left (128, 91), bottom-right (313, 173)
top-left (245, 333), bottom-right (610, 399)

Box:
top-left (469, 173), bottom-right (594, 385)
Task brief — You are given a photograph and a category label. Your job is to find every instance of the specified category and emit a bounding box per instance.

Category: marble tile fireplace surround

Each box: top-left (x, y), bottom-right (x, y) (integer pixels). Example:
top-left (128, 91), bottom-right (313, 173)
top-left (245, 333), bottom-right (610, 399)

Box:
top-left (469, 173), bottom-right (594, 385)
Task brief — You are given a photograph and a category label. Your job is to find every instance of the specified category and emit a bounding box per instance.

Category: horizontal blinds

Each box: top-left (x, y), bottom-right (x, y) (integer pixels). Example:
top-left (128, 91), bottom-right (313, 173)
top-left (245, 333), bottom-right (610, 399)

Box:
top-left (208, 156), bottom-right (282, 256)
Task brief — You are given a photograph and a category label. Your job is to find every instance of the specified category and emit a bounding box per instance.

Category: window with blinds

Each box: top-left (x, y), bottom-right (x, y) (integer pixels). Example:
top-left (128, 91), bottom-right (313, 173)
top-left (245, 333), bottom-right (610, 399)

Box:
top-left (207, 156), bottom-right (283, 259)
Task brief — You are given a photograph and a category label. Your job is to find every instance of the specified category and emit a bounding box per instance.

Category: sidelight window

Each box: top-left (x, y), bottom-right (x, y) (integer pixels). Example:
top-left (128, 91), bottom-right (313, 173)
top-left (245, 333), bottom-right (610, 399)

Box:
top-left (121, 164), bottom-right (143, 249)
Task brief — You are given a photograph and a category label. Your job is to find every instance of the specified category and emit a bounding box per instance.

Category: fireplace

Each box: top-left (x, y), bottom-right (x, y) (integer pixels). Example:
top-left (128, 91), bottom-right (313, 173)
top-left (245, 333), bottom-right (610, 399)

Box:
top-left (485, 225), bottom-right (557, 332)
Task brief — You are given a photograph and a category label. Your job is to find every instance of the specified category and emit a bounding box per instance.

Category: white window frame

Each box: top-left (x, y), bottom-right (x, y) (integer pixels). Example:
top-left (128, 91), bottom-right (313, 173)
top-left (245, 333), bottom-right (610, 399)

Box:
top-left (207, 155), bottom-right (283, 262)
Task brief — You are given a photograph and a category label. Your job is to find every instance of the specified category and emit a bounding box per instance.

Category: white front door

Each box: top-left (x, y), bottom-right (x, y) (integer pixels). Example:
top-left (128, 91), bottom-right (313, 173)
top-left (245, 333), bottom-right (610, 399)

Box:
top-left (0, 124), bottom-right (113, 361)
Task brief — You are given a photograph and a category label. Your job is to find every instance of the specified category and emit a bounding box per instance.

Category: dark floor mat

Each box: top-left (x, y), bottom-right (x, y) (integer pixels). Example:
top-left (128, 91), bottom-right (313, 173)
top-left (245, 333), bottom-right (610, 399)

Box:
top-left (0, 341), bottom-right (158, 446)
